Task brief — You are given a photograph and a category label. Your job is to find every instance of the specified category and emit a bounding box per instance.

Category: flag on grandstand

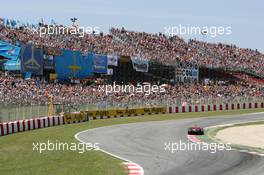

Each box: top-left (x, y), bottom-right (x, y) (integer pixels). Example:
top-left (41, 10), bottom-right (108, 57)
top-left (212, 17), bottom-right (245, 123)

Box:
top-left (91, 53), bottom-right (108, 74)
top-left (2, 18), bottom-right (17, 28)
top-left (16, 20), bottom-right (21, 28)
top-left (0, 40), bottom-right (21, 60)
top-left (51, 19), bottom-right (56, 25)
top-left (107, 54), bottom-right (118, 66)
top-left (41, 18), bottom-right (44, 24)
top-left (21, 44), bottom-right (44, 75)
top-left (11, 19), bottom-right (17, 28)
top-left (55, 50), bottom-right (93, 80)
top-left (5, 19), bottom-right (10, 27)
top-left (131, 56), bottom-right (149, 72)
top-left (0, 18), bottom-right (3, 26)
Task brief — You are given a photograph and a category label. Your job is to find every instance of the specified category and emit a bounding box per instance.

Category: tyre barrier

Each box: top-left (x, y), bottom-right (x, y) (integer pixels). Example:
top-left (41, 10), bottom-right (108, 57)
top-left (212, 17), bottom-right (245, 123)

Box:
top-left (167, 102), bottom-right (264, 114)
top-left (84, 107), bottom-right (166, 120)
top-left (0, 107), bottom-right (166, 136)
top-left (64, 111), bottom-right (88, 124)
top-left (0, 116), bottom-right (64, 136)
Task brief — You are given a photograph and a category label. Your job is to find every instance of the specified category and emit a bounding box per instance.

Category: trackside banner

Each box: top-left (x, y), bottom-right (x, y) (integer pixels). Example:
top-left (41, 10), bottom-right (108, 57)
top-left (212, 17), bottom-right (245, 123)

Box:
top-left (84, 107), bottom-right (166, 118)
top-left (174, 61), bottom-right (199, 83)
top-left (91, 53), bottom-right (108, 74)
top-left (21, 44), bottom-right (44, 75)
top-left (64, 112), bottom-right (88, 123)
top-left (55, 50), bottom-right (93, 80)
top-left (131, 56), bottom-right (149, 72)
top-left (107, 54), bottom-right (118, 66)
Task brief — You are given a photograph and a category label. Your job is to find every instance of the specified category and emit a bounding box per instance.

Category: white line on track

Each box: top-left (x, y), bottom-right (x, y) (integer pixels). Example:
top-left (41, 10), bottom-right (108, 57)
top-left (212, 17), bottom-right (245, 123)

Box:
top-left (74, 130), bottom-right (144, 175)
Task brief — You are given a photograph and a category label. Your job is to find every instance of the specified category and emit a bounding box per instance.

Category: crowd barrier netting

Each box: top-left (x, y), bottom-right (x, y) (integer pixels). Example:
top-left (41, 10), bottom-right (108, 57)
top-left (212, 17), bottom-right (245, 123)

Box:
top-left (0, 97), bottom-right (263, 136)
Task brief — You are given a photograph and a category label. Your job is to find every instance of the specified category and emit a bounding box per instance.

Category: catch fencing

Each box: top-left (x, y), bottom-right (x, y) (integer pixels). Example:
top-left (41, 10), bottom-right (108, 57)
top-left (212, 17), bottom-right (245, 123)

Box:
top-left (0, 96), bottom-right (263, 122)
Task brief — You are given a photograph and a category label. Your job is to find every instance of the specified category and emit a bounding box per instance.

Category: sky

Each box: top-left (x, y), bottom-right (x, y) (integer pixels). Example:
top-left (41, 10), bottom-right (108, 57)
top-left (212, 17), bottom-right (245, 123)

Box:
top-left (1, 0), bottom-right (264, 52)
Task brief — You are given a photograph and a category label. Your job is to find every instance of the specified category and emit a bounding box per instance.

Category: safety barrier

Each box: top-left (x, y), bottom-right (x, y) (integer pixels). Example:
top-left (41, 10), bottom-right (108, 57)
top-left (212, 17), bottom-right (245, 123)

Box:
top-left (84, 107), bottom-right (166, 120)
top-left (167, 102), bottom-right (264, 113)
top-left (1, 103), bottom-right (262, 137)
top-left (0, 116), bottom-right (64, 136)
top-left (64, 111), bottom-right (88, 124)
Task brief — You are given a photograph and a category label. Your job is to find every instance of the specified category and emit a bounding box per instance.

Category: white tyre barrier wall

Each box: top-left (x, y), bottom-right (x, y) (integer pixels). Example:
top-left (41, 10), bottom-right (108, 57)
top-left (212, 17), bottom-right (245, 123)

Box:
top-left (167, 102), bottom-right (264, 114)
top-left (0, 116), bottom-right (65, 136)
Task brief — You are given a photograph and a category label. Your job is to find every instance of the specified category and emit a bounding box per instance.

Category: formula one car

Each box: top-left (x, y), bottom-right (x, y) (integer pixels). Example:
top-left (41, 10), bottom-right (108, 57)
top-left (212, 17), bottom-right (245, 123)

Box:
top-left (187, 126), bottom-right (204, 135)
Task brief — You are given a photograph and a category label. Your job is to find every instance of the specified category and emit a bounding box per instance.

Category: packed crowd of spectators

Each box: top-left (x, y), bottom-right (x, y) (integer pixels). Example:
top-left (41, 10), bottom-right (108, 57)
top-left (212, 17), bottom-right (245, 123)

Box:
top-left (0, 20), bottom-right (263, 107)
top-left (111, 28), bottom-right (264, 75)
top-left (0, 21), bottom-right (263, 75)
top-left (0, 72), bottom-right (263, 107)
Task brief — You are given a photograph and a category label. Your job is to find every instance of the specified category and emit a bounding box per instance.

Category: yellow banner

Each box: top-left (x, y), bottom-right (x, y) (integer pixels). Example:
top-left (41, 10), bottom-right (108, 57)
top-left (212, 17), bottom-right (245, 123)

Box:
top-left (83, 107), bottom-right (166, 118)
top-left (64, 111), bottom-right (86, 123)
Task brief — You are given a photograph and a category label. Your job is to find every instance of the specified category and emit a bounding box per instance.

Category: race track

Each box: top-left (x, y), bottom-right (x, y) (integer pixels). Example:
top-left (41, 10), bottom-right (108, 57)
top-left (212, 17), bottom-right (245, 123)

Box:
top-left (76, 113), bottom-right (264, 175)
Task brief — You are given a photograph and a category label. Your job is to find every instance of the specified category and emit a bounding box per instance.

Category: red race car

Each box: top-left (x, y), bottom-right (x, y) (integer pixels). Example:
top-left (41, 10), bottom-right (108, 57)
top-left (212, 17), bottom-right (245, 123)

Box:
top-left (188, 126), bottom-right (204, 135)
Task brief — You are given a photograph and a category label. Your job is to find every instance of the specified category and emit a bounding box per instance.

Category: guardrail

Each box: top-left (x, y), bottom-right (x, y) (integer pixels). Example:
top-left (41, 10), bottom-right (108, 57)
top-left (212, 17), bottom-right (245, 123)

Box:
top-left (168, 101), bottom-right (264, 113)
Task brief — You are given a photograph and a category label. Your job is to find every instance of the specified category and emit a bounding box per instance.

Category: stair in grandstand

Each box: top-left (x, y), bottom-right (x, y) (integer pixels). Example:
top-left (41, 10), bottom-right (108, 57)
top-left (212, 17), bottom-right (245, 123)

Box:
top-left (111, 30), bottom-right (140, 49)
top-left (241, 68), bottom-right (264, 79)
top-left (112, 35), bottom-right (126, 45)
top-left (221, 67), bottom-right (264, 82)
top-left (231, 72), bottom-right (264, 85)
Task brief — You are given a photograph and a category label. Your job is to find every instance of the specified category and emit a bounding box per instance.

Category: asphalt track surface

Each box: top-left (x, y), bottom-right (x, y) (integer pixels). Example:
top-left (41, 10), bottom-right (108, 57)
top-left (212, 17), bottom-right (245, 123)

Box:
top-left (76, 113), bottom-right (264, 175)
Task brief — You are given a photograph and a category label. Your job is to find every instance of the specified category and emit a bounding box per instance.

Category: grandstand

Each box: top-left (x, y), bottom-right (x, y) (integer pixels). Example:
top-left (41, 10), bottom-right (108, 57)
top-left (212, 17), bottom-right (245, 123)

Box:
top-left (0, 17), bottom-right (263, 121)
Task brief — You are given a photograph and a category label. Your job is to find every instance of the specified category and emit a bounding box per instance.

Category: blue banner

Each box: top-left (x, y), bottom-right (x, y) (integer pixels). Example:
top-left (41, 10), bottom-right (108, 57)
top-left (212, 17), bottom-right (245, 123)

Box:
top-left (0, 40), bottom-right (21, 60)
top-left (21, 44), bottom-right (43, 75)
top-left (25, 72), bottom-right (32, 80)
top-left (55, 50), bottom-right (93, 80)
top-left (91, 53), bottom-right (108, 74)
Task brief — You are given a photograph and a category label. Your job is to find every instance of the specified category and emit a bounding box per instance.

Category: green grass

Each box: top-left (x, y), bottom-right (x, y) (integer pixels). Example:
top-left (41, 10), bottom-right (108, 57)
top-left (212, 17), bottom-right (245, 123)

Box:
top-left (0, 108), bottom-right (263, 175)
